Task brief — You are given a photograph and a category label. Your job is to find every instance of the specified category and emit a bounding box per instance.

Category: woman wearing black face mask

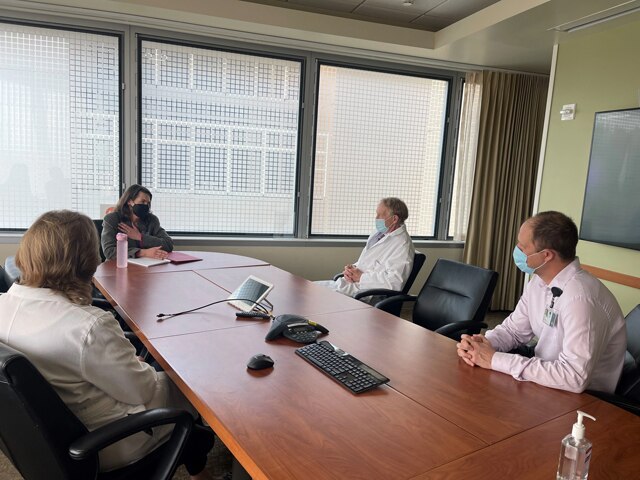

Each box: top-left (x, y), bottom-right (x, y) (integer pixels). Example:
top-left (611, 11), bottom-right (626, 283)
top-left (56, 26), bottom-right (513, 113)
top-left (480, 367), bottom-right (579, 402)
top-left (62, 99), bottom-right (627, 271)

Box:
top-left (101, 184), bottom-right (173, 261)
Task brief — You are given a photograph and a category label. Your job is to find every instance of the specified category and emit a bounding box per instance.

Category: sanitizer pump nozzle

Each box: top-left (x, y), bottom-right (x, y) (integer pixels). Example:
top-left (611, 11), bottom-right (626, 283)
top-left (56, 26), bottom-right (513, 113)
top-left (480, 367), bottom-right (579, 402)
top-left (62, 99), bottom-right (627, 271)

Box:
top-left (557, 410), bottom-right (596, 480)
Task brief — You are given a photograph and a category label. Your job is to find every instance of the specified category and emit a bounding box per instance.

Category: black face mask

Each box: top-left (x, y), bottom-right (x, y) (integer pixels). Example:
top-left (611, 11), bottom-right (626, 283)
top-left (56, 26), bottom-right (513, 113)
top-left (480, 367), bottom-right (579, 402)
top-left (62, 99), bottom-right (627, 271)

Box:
top-left (132, 203), bottom-right (150, 219)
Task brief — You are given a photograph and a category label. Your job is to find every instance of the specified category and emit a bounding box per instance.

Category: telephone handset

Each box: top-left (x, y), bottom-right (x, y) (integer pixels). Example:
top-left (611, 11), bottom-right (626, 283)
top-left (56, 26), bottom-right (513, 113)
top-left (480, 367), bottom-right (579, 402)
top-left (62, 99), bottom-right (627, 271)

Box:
top-left (265, 314), bottom-right (329, 344)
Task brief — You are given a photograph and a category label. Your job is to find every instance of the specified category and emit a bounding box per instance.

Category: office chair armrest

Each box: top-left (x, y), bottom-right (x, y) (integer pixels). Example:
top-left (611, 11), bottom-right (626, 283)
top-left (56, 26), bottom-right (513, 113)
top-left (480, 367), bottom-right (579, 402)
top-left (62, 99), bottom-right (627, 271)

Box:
top-left (374, 294), bottom-right (416, 314)
top-left (354, 288), bottom-right (402, 301)
top-left (586, 390), bottom-right (640, 417)
top-left (91, 298), bottom-right (113, 310)
top-left (124, 331), bottom-right (150, 362)
top-left (332, 273), bottom-right (344, 281)
top-left (434, 321), bottom-right (488, 340)
top-left (69, 408), bottom-right (192, 460)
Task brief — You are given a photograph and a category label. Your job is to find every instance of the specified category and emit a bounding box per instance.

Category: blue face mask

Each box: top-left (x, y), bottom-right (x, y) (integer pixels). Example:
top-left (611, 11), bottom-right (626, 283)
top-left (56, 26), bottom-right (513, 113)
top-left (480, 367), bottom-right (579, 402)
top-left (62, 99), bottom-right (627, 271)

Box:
top-left (375, 218), bottom-right (388, 234)
top-left (512, 246), bottom-right (547, 274)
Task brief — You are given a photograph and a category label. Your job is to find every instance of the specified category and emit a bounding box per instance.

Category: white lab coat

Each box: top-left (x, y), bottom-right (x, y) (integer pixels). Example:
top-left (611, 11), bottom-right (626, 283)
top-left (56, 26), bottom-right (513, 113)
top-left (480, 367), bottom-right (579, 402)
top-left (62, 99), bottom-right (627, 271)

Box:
top-left (0, 283), bottom-right (195, 472)
top-left (328, 224), bottom-right (415, 297)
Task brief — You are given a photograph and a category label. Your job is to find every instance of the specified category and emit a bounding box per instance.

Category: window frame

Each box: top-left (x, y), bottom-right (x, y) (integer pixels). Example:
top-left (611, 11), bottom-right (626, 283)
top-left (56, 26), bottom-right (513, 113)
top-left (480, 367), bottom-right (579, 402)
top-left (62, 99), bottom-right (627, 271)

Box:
top-left (0, 15), bottom-right (125, 230)
top-left (0, 11), bottom-right (467, 244)
top-left (135, 33), bottom-right (308, 238)
top-left (304, 55), bottom-right (464, 240)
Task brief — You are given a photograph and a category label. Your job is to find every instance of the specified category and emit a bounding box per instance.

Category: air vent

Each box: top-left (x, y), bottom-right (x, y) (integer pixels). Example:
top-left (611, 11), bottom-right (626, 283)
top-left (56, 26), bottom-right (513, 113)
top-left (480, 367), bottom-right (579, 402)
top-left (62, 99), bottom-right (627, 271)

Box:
top-left (550, 1), bottom-right (640, 33)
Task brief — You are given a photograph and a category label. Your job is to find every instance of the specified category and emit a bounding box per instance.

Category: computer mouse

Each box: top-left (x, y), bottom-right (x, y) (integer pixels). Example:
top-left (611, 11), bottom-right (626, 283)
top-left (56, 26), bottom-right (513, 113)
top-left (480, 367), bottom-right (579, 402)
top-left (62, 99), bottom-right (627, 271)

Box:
top-left (247, 353), bottom-right (274, 370)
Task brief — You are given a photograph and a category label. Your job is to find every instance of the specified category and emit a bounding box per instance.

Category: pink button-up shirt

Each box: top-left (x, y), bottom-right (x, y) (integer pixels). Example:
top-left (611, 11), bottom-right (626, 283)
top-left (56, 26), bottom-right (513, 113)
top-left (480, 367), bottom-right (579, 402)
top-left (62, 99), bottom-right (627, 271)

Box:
top-left (486, 259), bottom-right (626, 393)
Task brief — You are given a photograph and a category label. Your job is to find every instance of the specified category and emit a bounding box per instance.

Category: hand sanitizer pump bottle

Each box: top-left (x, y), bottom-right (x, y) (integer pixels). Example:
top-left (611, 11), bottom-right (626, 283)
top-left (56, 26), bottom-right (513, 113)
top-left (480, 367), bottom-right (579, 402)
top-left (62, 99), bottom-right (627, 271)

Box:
top-left (557, 410), bottom-right (596, 480)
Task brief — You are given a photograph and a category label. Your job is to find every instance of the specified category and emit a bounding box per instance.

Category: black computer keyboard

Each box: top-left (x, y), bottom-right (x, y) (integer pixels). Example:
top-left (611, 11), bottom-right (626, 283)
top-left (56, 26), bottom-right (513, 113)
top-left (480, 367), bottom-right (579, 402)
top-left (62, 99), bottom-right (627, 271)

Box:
top-left (295, 341), bottom-right (390, 394)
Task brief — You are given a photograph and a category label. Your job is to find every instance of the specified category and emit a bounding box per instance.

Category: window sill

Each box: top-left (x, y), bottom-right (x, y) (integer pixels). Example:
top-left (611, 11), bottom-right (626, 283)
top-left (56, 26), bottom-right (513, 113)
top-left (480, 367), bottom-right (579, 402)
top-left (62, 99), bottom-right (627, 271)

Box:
top-left (0, 231), bottom-right (463, 249)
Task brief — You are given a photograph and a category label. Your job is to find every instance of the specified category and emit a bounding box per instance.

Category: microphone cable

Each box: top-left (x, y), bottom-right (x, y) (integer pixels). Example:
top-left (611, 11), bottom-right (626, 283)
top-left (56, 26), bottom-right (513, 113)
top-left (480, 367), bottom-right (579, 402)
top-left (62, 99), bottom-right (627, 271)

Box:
top-left (157, 298), bottom-right (271, 321)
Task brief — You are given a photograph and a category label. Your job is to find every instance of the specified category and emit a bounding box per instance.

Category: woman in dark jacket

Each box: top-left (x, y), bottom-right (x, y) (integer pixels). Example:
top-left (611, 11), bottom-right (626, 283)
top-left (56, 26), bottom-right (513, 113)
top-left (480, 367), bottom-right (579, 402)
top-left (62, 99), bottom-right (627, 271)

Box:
top-left (101, 184), bottom-right (173, 260)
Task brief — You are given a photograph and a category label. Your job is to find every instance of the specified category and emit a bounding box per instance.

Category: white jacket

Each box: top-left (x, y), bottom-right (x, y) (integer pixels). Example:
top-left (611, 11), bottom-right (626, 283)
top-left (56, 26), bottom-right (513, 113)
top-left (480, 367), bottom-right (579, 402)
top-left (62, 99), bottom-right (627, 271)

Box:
top-left (335, 224), bottom-right (415, 297)
top-left (0, 283), bottom-right (193, 471)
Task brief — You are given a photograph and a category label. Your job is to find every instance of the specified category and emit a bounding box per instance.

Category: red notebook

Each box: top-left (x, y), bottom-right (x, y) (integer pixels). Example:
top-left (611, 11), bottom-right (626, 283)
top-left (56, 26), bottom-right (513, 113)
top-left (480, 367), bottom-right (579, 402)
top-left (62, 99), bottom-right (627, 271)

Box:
top-left (167, 252), bottom-right (202, 264)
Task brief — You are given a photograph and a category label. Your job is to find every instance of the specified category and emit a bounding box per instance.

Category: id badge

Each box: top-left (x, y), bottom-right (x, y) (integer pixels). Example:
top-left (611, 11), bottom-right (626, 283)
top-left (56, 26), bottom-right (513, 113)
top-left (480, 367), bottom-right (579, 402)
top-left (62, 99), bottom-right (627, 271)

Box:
top-left (543, 307), bottom-right (558, 327)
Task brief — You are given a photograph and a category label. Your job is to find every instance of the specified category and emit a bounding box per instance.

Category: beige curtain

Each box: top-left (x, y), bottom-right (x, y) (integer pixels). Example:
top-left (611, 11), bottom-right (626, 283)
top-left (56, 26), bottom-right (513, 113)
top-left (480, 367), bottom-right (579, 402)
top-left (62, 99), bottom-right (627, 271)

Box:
top-left (463, 71), bottom-right (549, 311)
top-left (451, 72), bottom-right (483, 241)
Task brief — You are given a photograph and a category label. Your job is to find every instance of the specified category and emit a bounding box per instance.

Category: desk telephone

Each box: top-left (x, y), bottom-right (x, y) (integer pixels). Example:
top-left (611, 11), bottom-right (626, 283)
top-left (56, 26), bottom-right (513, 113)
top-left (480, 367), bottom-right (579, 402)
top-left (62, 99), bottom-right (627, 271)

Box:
top-left (265, 314), bottom-right (329, 344)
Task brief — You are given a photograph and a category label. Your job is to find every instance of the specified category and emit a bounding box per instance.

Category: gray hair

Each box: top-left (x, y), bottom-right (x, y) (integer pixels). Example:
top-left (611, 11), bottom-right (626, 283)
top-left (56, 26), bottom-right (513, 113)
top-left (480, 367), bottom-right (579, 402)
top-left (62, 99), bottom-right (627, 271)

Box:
top-left (380, 197), bottom-right (409, 224)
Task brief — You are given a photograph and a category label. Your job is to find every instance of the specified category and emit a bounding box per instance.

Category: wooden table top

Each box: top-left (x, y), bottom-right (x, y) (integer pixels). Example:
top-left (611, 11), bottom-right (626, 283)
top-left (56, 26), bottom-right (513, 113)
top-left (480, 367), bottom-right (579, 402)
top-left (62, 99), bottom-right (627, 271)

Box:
top-left (147, 323), bottom-right (486, 480)
top-left (93, 252), bottom-right (640, 480)
top-left (94, 270), bottom-right (267, 339)
top-left (94, 251), bottom-right (269, 277)
top-left (415, 399), bottom-right (640, 480)
top-left (196, 265), bottom-right (373, 317)
top-left (306, 308), bottom-right (595, 445)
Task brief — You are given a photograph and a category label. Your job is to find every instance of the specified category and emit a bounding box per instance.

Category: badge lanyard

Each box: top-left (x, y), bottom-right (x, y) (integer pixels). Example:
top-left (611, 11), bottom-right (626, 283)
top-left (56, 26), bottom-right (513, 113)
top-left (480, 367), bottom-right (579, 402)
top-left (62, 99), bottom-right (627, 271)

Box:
top-left (543, 287), bottom-right (563, 327)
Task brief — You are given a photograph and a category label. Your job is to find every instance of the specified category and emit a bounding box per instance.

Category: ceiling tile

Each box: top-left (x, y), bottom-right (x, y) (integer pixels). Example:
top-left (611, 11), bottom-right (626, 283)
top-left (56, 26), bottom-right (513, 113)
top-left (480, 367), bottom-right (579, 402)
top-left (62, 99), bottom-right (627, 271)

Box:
top-left (411, 14), bottom-right (456, 30)
top-left (426, 0), bottom-right (500, 21)
top-left (288, 0), bottom-right (364, 13)
top-left (353, 4), bottom-right (425, 22)
top-left (360, 0), bottom-right (446, 11)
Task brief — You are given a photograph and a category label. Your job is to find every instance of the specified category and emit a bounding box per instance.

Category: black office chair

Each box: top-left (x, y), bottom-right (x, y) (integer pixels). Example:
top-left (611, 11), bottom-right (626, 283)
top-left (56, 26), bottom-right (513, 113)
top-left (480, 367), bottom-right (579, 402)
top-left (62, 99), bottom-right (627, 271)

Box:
top-left (375, 258), bottom-right (498, 340)
top-left (0, 342), bottom-right (194, 480)
top-left (587, 305), bottom-right (640, 417)
top-left (94, 219), bottom-right (106, 262)
top-left (0, 265), bottom-right (12, 293)
top-left (332, 252), bottom-right (426, 315)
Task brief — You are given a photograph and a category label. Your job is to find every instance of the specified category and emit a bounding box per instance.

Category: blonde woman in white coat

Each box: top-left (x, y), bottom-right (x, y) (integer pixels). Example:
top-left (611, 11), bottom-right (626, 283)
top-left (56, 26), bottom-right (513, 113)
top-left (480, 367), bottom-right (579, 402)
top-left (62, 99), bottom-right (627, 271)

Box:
top-left (0, 210), bottom-right (214, 478)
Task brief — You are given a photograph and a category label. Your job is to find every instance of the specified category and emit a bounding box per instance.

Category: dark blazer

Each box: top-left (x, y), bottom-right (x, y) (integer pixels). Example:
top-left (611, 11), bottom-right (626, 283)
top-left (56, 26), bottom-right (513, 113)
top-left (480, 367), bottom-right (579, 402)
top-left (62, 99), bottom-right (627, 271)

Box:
top-left (101, 211), bottom-right (173, 260)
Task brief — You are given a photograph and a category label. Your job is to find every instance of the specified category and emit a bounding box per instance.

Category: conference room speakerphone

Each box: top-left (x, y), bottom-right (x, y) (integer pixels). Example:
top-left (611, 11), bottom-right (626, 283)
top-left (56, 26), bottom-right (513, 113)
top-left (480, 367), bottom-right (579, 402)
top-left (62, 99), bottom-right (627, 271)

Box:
top-left (296, 341), bottom-right (390, 394)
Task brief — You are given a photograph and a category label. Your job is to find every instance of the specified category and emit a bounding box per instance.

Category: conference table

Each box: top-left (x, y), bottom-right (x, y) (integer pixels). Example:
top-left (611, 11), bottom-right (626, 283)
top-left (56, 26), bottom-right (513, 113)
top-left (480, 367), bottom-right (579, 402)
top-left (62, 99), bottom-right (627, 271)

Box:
top-left (93, 252), bottom-right (640, 480)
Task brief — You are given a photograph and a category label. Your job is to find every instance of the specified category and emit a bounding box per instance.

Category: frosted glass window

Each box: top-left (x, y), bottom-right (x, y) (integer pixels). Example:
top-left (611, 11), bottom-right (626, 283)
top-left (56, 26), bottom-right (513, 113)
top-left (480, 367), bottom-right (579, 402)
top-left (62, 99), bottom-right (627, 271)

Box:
top-left (140, 40), bottom-right (301, 235)
top-left (0, 23), bottom-right (120, 229)
top-left (311, 65), bottom-right (449, 237)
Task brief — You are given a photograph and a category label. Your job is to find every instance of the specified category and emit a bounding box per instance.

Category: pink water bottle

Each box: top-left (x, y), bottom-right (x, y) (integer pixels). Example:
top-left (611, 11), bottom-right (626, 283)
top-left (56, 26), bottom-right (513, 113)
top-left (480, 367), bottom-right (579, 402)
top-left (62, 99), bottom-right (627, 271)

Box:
top-left (116, 233), bottom-right (128, 268)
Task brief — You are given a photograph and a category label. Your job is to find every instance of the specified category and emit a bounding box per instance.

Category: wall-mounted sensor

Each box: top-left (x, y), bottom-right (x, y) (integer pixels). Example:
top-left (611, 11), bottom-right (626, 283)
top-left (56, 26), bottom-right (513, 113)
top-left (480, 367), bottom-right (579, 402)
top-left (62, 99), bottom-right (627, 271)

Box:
top-left (560, 104), bottom-right (576, 121)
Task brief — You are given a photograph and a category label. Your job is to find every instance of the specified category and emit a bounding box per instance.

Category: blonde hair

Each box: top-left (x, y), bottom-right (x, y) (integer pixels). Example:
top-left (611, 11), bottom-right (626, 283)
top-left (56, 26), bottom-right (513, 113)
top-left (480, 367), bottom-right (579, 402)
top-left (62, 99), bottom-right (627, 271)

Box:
top-left (16, 210), bottom-right (101, 305)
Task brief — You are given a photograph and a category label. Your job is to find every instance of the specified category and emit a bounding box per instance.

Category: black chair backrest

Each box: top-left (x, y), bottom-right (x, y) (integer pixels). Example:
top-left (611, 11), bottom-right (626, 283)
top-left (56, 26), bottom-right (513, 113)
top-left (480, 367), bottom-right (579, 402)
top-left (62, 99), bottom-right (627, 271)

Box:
top-left (0, 342), bottom-right (97, 480)
top-left (0, 266), bottom-right (10, 293)
top-left (401, 252), bottom-right (426, 295)
top-left (617, 305), bottom-right (640, 401)
top-left (93, 219), bottom-right (106, 262)
top-left (412, 259), bottom-right (498, 332)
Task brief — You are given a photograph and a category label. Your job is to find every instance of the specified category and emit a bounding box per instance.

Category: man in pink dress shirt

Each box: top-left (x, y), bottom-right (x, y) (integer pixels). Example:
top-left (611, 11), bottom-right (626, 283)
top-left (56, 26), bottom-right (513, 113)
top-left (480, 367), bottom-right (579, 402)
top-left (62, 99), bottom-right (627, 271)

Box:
top-left (457, 211), bottom-right (626, 393)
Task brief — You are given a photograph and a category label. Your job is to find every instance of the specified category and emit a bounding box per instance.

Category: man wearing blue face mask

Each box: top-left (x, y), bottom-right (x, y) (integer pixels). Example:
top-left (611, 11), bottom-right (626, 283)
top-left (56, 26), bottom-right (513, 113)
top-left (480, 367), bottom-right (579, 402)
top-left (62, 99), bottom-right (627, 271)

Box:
top-left (456, 211), bottom-right (626, 394)
top-left (315, 198), bottom-right (415, 299)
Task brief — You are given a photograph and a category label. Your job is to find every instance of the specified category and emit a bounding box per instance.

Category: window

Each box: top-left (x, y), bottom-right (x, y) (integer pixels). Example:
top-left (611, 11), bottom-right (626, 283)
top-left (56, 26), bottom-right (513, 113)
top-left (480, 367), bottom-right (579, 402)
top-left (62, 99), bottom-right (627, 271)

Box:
top-left (0, 22), bottom-right (121, 229)
top-left (310, 64), bottom-right (450, 238)
top-left (139, 39), bottom-right (302, 235)
top-left (1, 14), bottom-right (472, 242)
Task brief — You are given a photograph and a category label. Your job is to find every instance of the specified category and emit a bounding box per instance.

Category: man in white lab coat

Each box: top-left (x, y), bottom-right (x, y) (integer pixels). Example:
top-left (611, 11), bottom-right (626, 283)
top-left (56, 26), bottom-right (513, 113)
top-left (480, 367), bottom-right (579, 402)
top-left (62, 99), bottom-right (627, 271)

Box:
top-left (316, 198), bottom-right (415, 298)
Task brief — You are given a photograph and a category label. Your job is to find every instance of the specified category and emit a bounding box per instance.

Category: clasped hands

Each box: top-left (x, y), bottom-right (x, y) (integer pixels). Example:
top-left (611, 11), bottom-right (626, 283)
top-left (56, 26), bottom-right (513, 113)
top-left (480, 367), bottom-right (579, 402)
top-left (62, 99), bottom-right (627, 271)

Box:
top-left (342, 264), bottom-right (363, 283)
top-left (456, 334), bottom-right (495, 369)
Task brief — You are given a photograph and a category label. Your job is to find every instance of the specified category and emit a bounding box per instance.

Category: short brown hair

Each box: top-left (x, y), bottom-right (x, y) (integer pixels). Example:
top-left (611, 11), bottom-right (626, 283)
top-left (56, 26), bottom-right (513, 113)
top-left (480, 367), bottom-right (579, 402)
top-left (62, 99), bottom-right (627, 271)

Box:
top-left (381, 197), bottom-right (409, 224)
top-left (16, 210), bottom-right (101, 305)
top-left (527, 211), bottom-right (578, 261)
top-left (115, 184), bottom-right (153, 221)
